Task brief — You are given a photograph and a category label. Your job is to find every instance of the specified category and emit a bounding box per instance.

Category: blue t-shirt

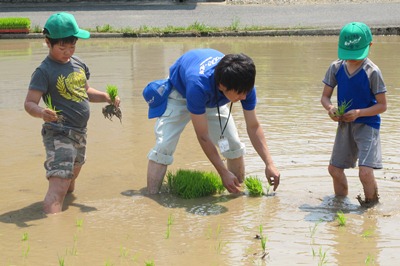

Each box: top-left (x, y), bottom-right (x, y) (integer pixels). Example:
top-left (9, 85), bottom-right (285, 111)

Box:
top-left (168, 48), bottom-right (257, 115)
top-left (322, 58), bottom-right (386, 129)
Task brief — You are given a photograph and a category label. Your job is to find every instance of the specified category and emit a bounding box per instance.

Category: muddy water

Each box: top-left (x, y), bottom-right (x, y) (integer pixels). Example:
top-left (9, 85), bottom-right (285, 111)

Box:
top-left (1, 36), bottom-right (400, 265)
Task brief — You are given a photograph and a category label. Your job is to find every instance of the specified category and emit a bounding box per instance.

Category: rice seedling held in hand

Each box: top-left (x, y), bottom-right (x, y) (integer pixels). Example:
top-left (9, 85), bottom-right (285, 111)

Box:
top-left (44, 94), bottom-right (65, 123)
top-left (102, 84), bottom-right (122, 122)
top-left (244, 176), bottom-right (264, 196)
top-left (334, 99), bottom-right (352, 117)
top-left (167, 169), bottom-right (225, 199)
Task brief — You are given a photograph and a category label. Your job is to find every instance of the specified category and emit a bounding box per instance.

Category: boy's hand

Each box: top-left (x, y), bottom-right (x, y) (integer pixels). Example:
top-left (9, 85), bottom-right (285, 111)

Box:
top-left (342, 109), bottom-right (360, 122)
top-left (113, 96), bottom-right (121, 107)
top-left (328, 107), bottom-right (340, 121)
top-left (42, 108), bottom-right (58, 122)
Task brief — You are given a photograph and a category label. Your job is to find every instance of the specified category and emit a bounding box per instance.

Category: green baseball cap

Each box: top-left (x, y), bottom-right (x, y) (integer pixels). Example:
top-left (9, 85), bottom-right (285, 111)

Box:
top-left (44, 12), bottom-right (90, 39)
top-left (338, 22), bottom-right (372, 60)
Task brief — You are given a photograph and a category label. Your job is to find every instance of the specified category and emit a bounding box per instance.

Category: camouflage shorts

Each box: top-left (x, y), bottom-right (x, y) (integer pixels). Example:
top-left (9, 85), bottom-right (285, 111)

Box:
top-left (41, 124), bottom-right (87, 179)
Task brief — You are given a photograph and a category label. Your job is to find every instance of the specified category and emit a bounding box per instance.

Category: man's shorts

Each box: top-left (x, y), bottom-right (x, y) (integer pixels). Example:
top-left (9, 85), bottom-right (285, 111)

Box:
top-left (147, 89), bottom-right (245, 165)
top-left (330, 122), bottom-right (382, 169)
top-left (42, 123), bottom-right (87, 179)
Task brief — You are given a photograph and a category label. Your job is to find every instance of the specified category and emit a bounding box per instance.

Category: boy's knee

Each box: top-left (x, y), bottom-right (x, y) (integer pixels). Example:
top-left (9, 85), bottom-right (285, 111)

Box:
top-left (328, 164), bottom-right (342, 176)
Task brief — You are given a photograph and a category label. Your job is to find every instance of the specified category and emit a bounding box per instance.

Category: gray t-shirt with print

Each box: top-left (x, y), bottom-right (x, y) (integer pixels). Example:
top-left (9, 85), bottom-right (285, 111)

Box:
top-left (29, 56), bottom-right (91, 129)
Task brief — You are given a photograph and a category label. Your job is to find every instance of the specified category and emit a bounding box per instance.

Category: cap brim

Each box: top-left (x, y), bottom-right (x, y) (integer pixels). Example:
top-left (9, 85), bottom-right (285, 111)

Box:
top-left (74, 29), bottom-right (90, 39)
top-left (338, 45), bottom-right (370, 60)
top-left (148, 100), bottom-right (168, 119)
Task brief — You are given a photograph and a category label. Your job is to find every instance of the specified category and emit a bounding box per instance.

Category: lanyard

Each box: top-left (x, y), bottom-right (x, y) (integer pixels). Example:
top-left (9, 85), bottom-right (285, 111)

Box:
top-left (217, 101), bottom-right (233, 139)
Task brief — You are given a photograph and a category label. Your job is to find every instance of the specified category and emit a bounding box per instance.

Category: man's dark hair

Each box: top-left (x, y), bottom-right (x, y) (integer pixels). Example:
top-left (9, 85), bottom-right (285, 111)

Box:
top-left (214, 53), bottom-right (256, 94)
top-left (43, 28), bottom-right (78, 46)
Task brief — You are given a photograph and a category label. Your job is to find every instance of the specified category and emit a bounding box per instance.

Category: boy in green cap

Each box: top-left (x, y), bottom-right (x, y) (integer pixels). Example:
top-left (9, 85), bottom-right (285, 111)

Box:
top-left (24, 12), bottom-right (120, 214)
top-left (321, 22), bottom-right (387, 207)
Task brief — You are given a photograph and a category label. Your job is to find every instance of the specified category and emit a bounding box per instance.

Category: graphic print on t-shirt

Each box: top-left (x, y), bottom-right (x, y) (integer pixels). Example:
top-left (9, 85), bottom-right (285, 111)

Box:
top-left (56, 68), bottom-right (88, 102)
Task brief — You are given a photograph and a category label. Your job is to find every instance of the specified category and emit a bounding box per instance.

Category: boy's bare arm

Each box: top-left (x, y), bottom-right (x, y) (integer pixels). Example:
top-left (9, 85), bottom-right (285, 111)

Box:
top-left (24, 89), bottom-right (57, 122)
top-left (343, 93), bottom-right (387, 122)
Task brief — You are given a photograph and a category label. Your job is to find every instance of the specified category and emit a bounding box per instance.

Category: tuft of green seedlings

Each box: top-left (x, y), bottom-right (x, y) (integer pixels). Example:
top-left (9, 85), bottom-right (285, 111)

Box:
top-left (167, 169), bottom-right (225, 199)
top-left (244, 176), bottom-right (264, 196)
top-left (335, 99), bottom-right (352, 117)
top-left (102, 84), bottom-right (122, 122)
top-left (44, 94), bottom-right (65, 123)
top-left (0, 17), bottom-right (30, 30)
top-left (336, 211), bottom-right (347, 227)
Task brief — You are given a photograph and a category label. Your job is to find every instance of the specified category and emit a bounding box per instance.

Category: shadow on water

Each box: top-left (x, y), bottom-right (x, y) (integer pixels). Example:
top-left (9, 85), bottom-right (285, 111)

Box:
top-left (121, 188), bottom-right (236, 215)
top-left (0, 194), bottom-right (97, 228)
top-left (299, 195), bottom-right (366, 222)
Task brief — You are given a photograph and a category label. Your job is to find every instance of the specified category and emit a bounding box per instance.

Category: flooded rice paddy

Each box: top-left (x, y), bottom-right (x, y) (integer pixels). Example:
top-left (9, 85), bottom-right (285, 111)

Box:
top-left (1, 36), bottom-right (400, 265)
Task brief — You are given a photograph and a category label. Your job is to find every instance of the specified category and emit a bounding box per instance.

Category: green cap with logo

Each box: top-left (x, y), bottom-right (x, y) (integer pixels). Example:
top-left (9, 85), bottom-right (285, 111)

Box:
top-left (338, 22), bottom-right (372, 60)
top-left (44, 12), bottom-right (90, 39)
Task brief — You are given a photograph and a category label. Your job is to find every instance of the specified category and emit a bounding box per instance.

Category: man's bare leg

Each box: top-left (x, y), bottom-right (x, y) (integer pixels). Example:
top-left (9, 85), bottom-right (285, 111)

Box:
top-left (227, 156), bottom-right (245, 183)
top-left (147, 160), bottom-right (168, 194)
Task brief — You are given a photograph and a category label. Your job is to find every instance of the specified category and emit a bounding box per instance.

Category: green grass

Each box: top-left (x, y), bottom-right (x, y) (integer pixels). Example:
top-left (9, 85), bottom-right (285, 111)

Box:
top-left (167, 169), bottom-right (225, 199)
top-left (0, 17), bottom-right (31, 30)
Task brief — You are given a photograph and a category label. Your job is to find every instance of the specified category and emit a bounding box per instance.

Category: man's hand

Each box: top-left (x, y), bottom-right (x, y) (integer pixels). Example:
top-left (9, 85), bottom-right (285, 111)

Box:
top-left (220, 171), bottom-right (241, 193)
top-left (265, 165), bottom-right (280, 191)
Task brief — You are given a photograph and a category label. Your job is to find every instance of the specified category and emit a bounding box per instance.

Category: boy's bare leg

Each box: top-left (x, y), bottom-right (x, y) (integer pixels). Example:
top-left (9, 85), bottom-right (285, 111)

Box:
top-left (227, 156), bottom-right (245, 183)
top-left (147, 160), bottom-right (167, 194)
top-left (67, 166), bottom-right (82, 193)
top-left (328, 164), bottom-right (348, 197)
top-left (43, 176), bottom-right (71, 214)
top-left (359, 166), bottom-right (379, 202)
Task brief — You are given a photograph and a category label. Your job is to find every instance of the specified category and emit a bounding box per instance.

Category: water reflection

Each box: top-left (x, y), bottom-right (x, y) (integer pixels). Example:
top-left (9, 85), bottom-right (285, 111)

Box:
top-left (1, 36), bottom-right (400, 265)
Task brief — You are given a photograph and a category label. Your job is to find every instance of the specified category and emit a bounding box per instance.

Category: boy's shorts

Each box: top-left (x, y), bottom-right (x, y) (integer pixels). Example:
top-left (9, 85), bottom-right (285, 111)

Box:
top-left (42, 123), bottom-right (87, 179)
top-left (147, 89), bottom-right (245, 165)
top-left (330, 122), bottom-right (382, 169)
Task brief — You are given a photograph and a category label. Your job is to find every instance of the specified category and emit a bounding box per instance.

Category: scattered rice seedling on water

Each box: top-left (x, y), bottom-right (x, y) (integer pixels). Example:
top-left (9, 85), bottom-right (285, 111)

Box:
top-left (167, 169), bottom-right (225, 199)
top-left (102, 84), bottom-right (122, 122)
top-left (336, 211), bottom-right (347, 226)
top-left (312, 246), bottom-right (329, 266)
top-left (145, 260), bottom-right (155, 266)
top-left (361, 230), bottom-right (374, 238)
top-left (76, 218), bottom-right (84, 229)
top-left (254, 225), bottom-right (268, 259)
top-left (165, 213), bottom-right (174, 239)
top-left (58, 255), bottom-right (65, 266)
top-left (104, 259), bottom-right (114, 266)
top-left (21, 232), bottom-right (30, 259)
top-left (365, 254), bottom-right (376, 265)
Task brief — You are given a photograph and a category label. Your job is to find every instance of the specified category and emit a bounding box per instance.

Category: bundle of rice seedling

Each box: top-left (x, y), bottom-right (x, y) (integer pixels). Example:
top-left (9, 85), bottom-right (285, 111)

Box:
top-left (244, 176), bottom-right (264, 197)
top-left (102, 84), bottom-right (122, 122)
top-left (167, 169), bottom-right (225, 199)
